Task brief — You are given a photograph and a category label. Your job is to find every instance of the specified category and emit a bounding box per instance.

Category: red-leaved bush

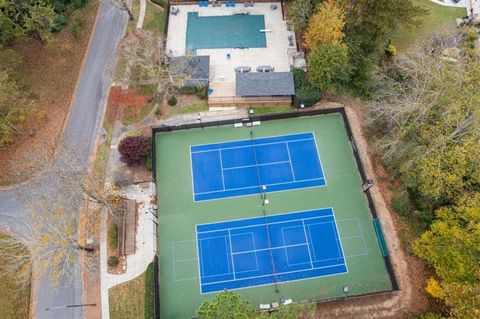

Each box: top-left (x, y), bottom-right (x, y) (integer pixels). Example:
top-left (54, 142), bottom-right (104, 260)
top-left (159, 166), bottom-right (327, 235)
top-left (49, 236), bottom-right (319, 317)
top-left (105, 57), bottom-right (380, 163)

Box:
top-left (118, 135), bottom-right (150, 166)
top-left (108, 86), bottom-right (148, 109)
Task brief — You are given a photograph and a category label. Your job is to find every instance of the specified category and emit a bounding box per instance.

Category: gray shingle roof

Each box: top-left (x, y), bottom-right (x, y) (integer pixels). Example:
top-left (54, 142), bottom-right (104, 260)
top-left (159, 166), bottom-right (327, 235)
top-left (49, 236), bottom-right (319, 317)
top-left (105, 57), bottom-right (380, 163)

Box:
top-left (169, 55), bottom-right (210, 87)
top-left (236, 72), bottom-right (295, 96)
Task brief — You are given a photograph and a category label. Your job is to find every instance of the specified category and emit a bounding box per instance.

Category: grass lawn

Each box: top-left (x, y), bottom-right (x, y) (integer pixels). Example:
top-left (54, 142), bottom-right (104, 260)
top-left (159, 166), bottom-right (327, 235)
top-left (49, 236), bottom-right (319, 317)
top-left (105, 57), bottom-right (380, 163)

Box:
top-left (250, 106), bottom-right (293, 115)
top-left (109, 263), bottom-right (155, 319)
top-left (144, 1), bottom-right (167, 34)
top-left (0, 235), bottom-right (30, 319)
top-left (109, 272), bottom-right (146, 319)
top-left (168, 102), bottom-right (208, 116)
top-left (392, 0), bottom-right (466, 50)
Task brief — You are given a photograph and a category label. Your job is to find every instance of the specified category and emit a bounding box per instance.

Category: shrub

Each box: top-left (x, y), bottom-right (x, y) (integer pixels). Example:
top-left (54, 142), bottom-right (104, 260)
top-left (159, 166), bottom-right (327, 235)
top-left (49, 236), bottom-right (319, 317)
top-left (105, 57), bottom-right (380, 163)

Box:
top-left (292, 68), bottom-right (322, 107)
top-left (118, 135), bottom-right (150, 166)
top-left (168, 95), bottom-right (177, 106)
top-left (196, 85), bottom-right (207, 100)
top-left (108, 256), bottom-right (119, 267)
top-left (144, 263), bottom-right (155, 319)
top-left (145, 137), bottom-right (152, 171)
top-left (70, 12), bottom-right (84, 39)
top-left (392, 190), bottom-right (412, 218)
top-left (108, 223), bottom-right (119, 249)
top-left (52, 14), bottom-right (68, 32)
top-left (174, 86), bottom-right (197, 94)
top-left (384, 44), bottom-right (397, 57)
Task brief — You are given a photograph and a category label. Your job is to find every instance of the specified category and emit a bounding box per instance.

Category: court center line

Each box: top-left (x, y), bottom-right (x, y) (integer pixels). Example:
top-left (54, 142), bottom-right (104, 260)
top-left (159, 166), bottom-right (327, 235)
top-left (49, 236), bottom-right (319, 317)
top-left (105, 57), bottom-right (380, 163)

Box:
top-left (231, 242), bottom-right (309, 256)
top-left (301, 219), bottom-right (314, 269)
top-left (218, 150), bottom-right (226, 190)
top-left (227, 230), bottom-right (236, 280)
top-left (285, 142), bottom-right (296, 182)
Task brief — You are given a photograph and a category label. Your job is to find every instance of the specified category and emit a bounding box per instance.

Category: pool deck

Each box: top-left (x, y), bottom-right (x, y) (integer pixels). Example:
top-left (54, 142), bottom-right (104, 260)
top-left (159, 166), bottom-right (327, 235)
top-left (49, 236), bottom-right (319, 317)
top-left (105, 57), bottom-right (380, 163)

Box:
top-left (166, 3), bottom-right (296, 97)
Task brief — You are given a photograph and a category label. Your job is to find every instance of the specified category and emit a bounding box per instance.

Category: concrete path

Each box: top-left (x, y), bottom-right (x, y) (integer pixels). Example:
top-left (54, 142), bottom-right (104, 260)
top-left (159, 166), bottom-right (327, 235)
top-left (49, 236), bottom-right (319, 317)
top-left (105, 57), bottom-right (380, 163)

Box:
top-left (136, 0), bottom-right (146, 29)
top-left (99, 107), bottom-right (247, 318)
top-left (100, 183), bottom-right (156, 319)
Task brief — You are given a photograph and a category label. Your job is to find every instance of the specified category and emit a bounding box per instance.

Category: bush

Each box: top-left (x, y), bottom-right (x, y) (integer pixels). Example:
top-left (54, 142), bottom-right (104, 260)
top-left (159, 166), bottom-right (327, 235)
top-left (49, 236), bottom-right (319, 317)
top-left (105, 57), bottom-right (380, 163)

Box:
top-left (174, 86), bottom-right (197, 94)
top-left (292, 68), bottom-right (322, 107)
top-left (145, 137), bottom-right (152, 171)
top-left (196, 85), bottom-right (207, 100)
top-left (118, 135), bottom-right (150, 166)
top-left (144, 263), bottom-right (155, 319)
top-left (108, 256), bottom-right (119, 267)
top-left (384, 44), bottom-right (397, 57)
top-left (168, 95), bottom-right (177, 106)
top-left (52, 14), bottom-right (68, 32)
top-left (108, 223), bottom-right (119, 249)
top-left (70, 12), bottom-right (84, 38)
top-left (392, 190), bottom-right (412, 218)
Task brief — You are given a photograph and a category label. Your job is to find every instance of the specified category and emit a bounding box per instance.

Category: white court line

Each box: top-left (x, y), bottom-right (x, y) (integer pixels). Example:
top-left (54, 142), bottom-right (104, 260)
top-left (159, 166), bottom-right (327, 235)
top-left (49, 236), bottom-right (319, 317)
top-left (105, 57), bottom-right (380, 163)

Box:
top-left (231, 242), bottom-right (309, 255)
top-left (311, 133), bottom-right (328, 187)
top-left (285, 142), bottom-right (296, 181)
top-left (190, 132), bottom-right (316, 151)
top-left (195, 177), bottom-right (325, 195)
top-left (197, 213), bottom-right (333, 234)
top-left (302, 220), bottom-right (314, 269)
top-left (221, 160), bottom-right (291, 171)
top-left (201, 262), bottom-right (346, 288)
top-left (227, 230), bottom-right (236, 280)
top-left (218, 150), bottom-right (226, 190)
top-left (191, 138), bottom-right (316, 154)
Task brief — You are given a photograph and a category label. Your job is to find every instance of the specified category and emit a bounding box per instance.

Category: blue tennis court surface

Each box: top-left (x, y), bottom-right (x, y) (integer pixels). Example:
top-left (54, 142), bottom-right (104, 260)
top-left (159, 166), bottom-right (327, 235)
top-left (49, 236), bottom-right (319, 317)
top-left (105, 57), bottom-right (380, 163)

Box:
top-left (196, 208), bottom-right (347, 294)
top-left (190, 132), bottom-right (325, 201)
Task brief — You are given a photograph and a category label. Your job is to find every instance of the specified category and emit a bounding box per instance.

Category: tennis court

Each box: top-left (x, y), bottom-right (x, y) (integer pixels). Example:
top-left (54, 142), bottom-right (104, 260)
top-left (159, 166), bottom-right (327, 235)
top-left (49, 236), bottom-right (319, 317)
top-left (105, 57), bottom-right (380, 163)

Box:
top-left (155, 114), bottom-right (394, 319)
top-left (186, 12), bottom-right (267, 51)
top-left (197, 208), bottom-right (346, 293)
top-left (191, 132), bottom-right (325, 201)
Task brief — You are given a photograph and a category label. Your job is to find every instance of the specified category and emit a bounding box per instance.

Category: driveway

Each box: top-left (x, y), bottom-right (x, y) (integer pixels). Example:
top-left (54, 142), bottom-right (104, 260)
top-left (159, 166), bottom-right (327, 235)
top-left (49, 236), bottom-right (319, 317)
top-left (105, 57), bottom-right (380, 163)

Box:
top-left (0, 1), bottom-right (129, 318)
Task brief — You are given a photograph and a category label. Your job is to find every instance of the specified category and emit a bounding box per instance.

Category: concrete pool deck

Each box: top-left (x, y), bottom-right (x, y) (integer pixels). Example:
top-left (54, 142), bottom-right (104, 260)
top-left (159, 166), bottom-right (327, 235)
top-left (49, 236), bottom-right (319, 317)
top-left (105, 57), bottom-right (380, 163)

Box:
top-left (166, 3), bottom-right (296, 97)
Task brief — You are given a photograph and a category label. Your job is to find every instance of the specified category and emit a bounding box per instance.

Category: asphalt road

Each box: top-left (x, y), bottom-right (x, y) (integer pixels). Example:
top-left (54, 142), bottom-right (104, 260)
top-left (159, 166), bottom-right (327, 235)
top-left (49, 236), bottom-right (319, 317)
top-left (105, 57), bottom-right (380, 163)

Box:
top-left (0, 1), bottom-right (128, 318)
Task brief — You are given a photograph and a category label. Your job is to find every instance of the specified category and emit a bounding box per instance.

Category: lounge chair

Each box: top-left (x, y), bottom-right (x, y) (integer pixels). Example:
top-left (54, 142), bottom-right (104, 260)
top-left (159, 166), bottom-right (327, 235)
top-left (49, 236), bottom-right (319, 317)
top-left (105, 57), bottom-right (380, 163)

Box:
top-left (235, 66), bottom-right (251, 73)
top-left (257, 65), bottom-right (274, 72)
top-left (171, 7), bottom-right (179, 15)
top-left (270, 4), bottom-right (277, 10)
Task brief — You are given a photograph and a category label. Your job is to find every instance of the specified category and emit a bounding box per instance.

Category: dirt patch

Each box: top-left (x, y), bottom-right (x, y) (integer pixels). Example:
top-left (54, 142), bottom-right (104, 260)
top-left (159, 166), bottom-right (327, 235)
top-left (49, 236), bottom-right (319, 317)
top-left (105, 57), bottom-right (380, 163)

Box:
top-left (308, 98), bottom-right (432, 318)
top-left (0, 2), bottom-right (100, 187)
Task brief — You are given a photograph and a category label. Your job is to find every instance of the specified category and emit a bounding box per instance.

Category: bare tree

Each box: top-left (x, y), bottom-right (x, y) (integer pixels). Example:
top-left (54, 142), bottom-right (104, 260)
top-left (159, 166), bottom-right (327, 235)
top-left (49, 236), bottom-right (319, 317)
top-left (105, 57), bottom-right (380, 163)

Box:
top-left (111, 0), bottom-right (134, 21)
top-left (0, 144), bottom-right (127, 286)
top-left (116, 29), bottom-right (198, 93)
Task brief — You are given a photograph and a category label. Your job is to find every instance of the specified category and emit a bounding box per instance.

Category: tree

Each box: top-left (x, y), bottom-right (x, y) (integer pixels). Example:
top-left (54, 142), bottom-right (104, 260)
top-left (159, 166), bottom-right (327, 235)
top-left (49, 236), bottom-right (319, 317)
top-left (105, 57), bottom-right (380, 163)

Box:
top-left (367, 34), bottom-right (480, 205)
top-left (22, 0), bottom-right (56, 44)
top-left (287, 0), bottom-right (314, 32)
top-left (0, 69), bottom-right (29, 148)
top-left (118, 135), bottom-right (150, 166)
top-left (111, 0), bottom-right (134, 21)
top-left (303, 0), bottom-right (346, 49)
top-left (307, 43), bottom-right (350, 92)
top-left (0, 0), bottom-right (56, 45)
top-left (413, 206), bottom-right (480, 318)
top-left (343, 0), bottom-right (426, 94)
top-left (196, 290), bottom-right (255, 319)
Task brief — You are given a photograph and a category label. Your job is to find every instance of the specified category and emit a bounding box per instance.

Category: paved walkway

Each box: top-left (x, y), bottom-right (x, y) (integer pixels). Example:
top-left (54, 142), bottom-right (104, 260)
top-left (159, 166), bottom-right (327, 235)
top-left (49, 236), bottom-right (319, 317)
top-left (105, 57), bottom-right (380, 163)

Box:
top-left (100, 107), bottom-right (247, 318)
top-left (136, 0), bottom-right (146, 29)
top-left (100, 183), bottom-right (156, 319)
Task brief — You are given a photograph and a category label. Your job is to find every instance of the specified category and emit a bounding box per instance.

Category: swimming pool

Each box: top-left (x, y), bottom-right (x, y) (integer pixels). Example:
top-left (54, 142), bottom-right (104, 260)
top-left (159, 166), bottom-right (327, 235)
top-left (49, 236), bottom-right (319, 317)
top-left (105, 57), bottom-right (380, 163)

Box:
top-left (186, 12), bottom-right (267, 52)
